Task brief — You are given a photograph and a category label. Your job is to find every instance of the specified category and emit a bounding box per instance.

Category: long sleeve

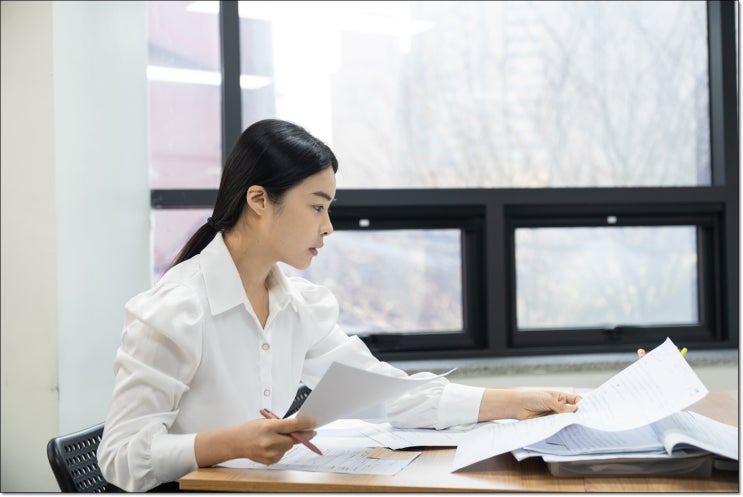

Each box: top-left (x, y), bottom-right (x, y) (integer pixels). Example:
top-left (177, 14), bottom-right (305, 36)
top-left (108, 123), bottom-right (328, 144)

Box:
top-left (98, 282), bottom-right (204, 492)
top-left (294, 278), bottom-right (485, 430)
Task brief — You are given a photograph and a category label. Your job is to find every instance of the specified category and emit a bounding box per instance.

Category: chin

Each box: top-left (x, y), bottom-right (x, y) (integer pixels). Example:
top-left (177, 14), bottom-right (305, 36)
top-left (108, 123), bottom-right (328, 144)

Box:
top-left (286, 259), bottom-right (312, 271)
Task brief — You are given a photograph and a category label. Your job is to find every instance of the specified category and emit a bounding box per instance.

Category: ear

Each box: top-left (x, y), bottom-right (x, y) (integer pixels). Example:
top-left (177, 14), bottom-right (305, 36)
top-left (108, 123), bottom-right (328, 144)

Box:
top-left (246, 186), bottom-right (267, 215)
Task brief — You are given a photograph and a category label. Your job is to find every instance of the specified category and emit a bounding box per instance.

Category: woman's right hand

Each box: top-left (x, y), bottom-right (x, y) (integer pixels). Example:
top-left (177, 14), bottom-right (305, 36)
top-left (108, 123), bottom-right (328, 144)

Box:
top-left (235, 417), bottom-right (318, 465)
top-left (195, 416), bottom-right (318, 468)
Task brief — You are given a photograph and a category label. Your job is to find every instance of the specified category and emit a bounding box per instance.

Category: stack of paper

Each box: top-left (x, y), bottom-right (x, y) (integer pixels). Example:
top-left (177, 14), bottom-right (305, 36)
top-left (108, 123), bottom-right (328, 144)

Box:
top-left (452, 338), bottom-right (739, 472)
top-left (512, 409), bottom-right (738, 462)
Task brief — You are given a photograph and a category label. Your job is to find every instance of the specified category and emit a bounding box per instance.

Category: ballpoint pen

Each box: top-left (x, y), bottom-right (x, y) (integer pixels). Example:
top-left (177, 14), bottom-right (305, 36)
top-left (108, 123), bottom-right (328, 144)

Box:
top-left (259, 408), bottom-right (323, 456)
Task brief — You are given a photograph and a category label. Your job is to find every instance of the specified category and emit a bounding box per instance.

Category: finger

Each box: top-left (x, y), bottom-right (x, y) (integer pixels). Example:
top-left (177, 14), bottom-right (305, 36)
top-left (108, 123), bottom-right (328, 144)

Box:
top-left (553, 391), bottom-right (582, 405)
top-left (290, 430), bottom-right (317, 443)
top-left (558, 402), bottom-right (578, 413)
top-left (279, 416), bottom-right (318, 433)
top-left (549, 392), bottom-right (580, 413)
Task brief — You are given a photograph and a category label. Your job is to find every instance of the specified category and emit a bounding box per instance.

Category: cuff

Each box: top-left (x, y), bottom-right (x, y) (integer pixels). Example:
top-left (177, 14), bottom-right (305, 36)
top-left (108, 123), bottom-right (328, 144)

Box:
top-left (437, 383), bottom-right (485, 428)
top-left (151, 432), bottom-right (198, 484)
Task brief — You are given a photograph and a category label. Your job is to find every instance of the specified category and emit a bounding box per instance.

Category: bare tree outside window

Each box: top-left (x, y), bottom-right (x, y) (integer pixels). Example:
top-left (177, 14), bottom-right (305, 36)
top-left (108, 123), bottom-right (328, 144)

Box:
top-left (147, 1), bottom-right (712, 336)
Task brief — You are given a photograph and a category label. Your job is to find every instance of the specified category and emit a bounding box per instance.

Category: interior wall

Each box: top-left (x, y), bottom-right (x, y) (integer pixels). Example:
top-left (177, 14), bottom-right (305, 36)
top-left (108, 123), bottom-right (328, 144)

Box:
top-left (53, 0), bottom-right (150, 436)
top-left (1, 1), bottom-right (59, 492)
top-left (1, 1), bottom-right (149, 492)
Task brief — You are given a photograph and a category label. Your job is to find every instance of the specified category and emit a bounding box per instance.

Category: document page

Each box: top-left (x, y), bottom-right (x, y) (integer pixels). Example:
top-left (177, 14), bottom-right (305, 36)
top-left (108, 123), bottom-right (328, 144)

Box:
top-left (360, 422), bottom-right (482, 449)
top-left (452, 338), bottom-right (709, 471)
top-left (513, 411), bottom-right (738, 463)
top-left (220, 445), bottom-right (420, 475)
top-left (523, 423), bottom-right (665, 456)
top-left (656, 411), bottom-right (738, 460)
top-left (219, 418), bottom-right (422, 475)
top-left (295, 361), bottom-right (455, 427)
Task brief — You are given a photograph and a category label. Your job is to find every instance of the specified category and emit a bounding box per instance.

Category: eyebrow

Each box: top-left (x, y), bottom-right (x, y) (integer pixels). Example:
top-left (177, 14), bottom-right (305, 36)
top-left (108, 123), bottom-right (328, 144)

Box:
top-left (312, 191), bottom-right (336, 202)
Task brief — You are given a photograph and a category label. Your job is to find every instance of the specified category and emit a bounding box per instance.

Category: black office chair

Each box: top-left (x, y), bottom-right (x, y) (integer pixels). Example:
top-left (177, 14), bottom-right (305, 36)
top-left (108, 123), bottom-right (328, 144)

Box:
top-left (284, 384), bottom-right (312, 417)
top-left (46, 422), bottom-right (123, 492)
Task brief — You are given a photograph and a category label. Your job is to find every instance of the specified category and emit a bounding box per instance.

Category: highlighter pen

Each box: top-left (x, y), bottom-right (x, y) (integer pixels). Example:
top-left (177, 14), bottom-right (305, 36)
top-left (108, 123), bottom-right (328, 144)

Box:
top-left (636, 348), bottom-right (646, 359)
top-left (680, 347), bottom-right (688, 358)
top-left (259, 408), bottom-right (323, 456)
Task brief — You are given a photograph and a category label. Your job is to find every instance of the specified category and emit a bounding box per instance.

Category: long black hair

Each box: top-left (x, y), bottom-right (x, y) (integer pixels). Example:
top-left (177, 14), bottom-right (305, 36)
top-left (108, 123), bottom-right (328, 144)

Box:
top-left (172, 119), bottom-right (338, 267)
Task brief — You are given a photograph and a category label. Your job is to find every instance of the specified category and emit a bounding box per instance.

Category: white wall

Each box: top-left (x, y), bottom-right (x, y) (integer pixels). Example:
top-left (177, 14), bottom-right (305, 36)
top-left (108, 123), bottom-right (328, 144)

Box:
top-left (53, 0), bottom-right (150, 435)
top-left (1, 1), bottom-right (149, 492)
top-left (1, 1), bottom-right (59, 492)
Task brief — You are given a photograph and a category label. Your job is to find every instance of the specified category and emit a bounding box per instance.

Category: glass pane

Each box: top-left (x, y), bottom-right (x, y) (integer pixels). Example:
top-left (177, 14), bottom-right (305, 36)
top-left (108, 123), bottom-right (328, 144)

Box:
top-left (236, 0), bottom-right (709, 188)
top-left (146, 1), bottom-right (222, 189)
top-left (515, 226), bottom-right (699, 330)
top-left (152, 208), bottom-right (211, 282)
top-left (281, 229), bottom-right (463, 334)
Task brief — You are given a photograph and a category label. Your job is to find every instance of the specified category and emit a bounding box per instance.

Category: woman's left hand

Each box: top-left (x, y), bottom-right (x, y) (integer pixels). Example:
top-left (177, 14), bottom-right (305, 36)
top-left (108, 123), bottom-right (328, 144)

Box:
top-left (478, 389), bottom-right (582, 422)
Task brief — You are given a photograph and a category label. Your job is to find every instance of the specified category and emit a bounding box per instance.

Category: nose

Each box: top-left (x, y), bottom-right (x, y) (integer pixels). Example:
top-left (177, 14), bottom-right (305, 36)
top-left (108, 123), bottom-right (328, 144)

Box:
top-left (322, 214), bottom-right (334, 236)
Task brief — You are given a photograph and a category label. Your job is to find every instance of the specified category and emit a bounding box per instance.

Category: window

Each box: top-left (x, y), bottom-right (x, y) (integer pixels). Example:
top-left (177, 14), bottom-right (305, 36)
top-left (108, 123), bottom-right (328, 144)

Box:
top-left (505, 203), bottom-right (725, 351)
top-left (147, 1), bottom-right (738, 359)
top-left (515, 226), bottom-right (700, 330)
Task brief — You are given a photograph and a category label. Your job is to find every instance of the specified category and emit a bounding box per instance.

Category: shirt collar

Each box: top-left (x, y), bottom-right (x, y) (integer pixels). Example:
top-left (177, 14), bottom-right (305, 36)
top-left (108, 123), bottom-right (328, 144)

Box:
top-left (200, 233), bottom-right (299, 315)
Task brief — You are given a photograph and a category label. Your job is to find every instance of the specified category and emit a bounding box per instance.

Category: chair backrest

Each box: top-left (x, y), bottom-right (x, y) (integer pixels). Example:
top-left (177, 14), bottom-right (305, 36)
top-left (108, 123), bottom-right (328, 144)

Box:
top-left (284, 385), bottom-right (312, 418)
top-left (46, 422), bottom-right (122, 493)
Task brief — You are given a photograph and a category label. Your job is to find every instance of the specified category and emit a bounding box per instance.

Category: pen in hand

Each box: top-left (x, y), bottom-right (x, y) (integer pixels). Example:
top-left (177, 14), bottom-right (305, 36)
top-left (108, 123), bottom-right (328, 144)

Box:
top-left (259, 408), bottom-right (323, 456)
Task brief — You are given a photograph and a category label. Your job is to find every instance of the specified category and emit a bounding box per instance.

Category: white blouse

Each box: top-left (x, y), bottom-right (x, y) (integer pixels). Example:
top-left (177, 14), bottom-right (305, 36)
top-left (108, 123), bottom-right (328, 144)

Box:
top-left (97, 232), bottom-right (484, 492)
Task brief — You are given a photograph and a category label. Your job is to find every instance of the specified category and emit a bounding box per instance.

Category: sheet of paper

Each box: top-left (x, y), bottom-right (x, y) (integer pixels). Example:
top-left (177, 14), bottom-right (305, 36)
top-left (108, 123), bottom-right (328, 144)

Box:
top-left (538, 449), bottom-right (700, 463)
top-left (511, 447), bottom-right (671, 462)
top-left (360, 421), bottom-right (482, 449)
top-left (514, 409), bottom-right (738, 464)
top-left (452, 338), bottom-right (709, 471)
top-left (220, 445), bottom-right (419, 475)
top-left (523, 423), bottom-right (665, 456)
top-left (295, 361), bottom-right (455, 427)
top-left (656, 411), bottom-right (738, 460)
top-left (308, 419), bottom-right (381, 449)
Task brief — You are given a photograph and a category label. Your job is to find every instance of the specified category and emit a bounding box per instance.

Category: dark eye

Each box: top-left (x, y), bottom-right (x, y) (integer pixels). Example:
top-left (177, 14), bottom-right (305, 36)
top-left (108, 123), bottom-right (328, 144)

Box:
top-left (314, 205), bottom-right (324, 213)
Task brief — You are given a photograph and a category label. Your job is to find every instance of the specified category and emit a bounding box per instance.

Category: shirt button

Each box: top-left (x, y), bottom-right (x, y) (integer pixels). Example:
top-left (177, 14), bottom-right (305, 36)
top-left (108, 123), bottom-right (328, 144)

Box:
top-left (262, 343), bottom-right (270, 351)
top-left (263, 389), bottom-right (271, 397)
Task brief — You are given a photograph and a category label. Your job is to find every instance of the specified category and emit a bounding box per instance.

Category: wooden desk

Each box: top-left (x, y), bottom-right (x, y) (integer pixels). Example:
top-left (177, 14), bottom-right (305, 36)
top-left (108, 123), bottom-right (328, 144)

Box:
top-left (180, 390), bottom-right (739, 492)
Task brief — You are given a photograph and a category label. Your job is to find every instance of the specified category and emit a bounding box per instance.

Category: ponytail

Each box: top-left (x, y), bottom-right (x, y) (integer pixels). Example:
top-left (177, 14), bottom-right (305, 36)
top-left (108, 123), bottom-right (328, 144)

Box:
top-left (171, 220), bottom-right (221, 267)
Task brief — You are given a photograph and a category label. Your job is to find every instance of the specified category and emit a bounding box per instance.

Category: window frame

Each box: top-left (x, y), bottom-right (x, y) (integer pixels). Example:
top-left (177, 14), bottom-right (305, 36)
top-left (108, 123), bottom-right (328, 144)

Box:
top-left (150, 0), bottom-right (738, 360)
top-left (504, 200), bottom-right (724, 352)
top-left (328, 204), bottom-right (487, 359)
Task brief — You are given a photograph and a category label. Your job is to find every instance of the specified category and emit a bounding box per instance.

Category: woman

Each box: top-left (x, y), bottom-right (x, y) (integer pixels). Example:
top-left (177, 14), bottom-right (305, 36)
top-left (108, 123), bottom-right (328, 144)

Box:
top-left (98, 119), bottom-right (581, 492)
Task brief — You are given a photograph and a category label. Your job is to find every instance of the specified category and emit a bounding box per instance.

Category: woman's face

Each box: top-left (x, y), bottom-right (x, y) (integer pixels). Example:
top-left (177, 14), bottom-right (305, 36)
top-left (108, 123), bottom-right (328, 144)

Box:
top-left (267, 166), bottom-right (336, 270)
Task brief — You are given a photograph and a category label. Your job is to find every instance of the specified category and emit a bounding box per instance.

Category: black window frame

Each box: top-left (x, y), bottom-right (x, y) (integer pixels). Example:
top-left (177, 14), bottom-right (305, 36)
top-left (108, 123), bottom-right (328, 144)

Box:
top-left (504, 197), bottom-right (725, 353)
top-left (328, 204), bottom-right (487, 359)
top-left (150, 0), bottom-right (738, 360)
